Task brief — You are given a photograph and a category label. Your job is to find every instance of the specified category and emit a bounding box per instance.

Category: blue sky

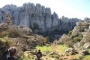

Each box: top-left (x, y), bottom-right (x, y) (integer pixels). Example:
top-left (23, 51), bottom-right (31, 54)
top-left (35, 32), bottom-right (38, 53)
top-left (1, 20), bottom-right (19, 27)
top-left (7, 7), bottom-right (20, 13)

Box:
top-left (62, 0), bottom-right (90, 15)
top-left (0, 0), bottom-right (90, 19)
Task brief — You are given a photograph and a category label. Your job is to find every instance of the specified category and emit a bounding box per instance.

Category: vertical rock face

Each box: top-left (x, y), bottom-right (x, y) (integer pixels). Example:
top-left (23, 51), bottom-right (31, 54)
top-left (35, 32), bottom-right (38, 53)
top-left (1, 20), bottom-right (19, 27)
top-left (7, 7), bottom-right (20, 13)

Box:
top-left (0, 3), bottom-right (80, 33)
top-left (45, 8), bottom-right (52, 31)
top-left (51, 12), bottom-right (59, 31)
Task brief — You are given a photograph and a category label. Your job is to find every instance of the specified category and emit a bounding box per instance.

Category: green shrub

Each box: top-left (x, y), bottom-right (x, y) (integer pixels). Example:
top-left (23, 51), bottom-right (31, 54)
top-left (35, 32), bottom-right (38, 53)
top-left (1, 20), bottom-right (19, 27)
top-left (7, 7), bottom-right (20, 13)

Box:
top-left (73, 37), bottom-right (81, 43)
top-left (73, 34), bottom-right (83, 43)
top-left (22, 35), bottom-right (29, 39)
top-left (7, 30), bottom-right (21, 38)
top-left (3, 37), bottom-right (14, 47)
top-left (68, 30), bottom-right (72, 36)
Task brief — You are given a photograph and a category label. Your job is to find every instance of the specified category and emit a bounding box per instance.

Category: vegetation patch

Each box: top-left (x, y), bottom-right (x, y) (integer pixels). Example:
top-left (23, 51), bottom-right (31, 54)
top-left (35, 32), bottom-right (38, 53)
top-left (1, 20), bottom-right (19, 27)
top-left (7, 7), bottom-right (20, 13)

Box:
top-left (57, 44), bottom-right (68, 52)
top-left (82, 55), bottom-right (90, 60)
top-left (35, 45), bottom-right (53, 52)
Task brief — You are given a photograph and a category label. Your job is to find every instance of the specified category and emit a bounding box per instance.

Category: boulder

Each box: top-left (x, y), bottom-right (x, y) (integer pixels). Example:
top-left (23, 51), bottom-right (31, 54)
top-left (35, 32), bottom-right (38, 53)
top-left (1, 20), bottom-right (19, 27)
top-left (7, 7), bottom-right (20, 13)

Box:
top-left (71, 26), bottom-right (80, 37)
top-left (74, 42), bottom-right (82, 51)
top-left (59, 34), bottom-right (70, 43)
top-left (83, 42), bottom-right (90, 49)
top-left (65, 48), bottom-right (75, 55)
top-left (49, 52), bottom-right (55, 55)
top-left (79, 49), bottom-right (89, 56)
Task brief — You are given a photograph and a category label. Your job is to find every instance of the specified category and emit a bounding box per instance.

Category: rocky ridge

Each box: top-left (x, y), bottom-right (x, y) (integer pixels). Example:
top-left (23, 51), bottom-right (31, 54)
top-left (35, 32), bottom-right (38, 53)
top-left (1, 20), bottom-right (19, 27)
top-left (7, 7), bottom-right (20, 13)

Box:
top-left (0, 3), bottom-right (80, 33)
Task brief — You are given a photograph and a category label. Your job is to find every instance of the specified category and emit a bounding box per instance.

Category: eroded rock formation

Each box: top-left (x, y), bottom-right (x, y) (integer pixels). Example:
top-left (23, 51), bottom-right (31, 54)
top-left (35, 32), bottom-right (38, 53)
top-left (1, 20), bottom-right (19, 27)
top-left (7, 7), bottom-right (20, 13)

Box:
top-left (0, 3), bottom-right (80, 33)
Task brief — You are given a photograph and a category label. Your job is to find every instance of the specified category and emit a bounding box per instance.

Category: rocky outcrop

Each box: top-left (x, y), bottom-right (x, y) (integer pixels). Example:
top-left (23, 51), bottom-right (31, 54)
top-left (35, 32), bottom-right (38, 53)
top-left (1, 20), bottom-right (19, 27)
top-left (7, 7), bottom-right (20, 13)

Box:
top-left (65, 48), bottom-right (75, 55)
top-left (69, 20), bottom-right (90, 55)
top-left (0, 3), bottom-right (80, 33)
top-left (74, 42), bottom-right (82, 51)
top-left (71, 21), bottom-right (89, 37)
top-left (59, 34), bottom-right (70, 43)
top-left (0, 14), bottom-right (12, 31)
top-left (83, 42), bottom-right (90, 49)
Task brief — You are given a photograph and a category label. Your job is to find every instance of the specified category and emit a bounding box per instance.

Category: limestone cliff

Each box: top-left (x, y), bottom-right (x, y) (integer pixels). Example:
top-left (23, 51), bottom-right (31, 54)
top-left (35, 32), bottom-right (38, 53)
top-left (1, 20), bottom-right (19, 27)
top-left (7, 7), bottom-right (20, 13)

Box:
top-left (0, 3), bottom-right (80, 33)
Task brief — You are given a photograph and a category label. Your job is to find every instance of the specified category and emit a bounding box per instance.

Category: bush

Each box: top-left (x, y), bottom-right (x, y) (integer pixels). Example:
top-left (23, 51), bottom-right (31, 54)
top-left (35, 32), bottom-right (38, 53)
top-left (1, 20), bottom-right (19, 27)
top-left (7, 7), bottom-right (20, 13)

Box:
top-left (0, 26), bottom-right (22, 38)
top-left (68, 30), bottom-right (72, 36)
top-left (7, 29), bottom-right (21, 38)
top-left (41, 37), bottom-right (48, 43)
top-left (0, 31), bottom-right (8, 38)
top-left (3, 37), bottom-right (14, 47)
top-left (23, 35), bottom-right (30, 39)
top-left (73, 37), bottom-right (82, 43)
top-left (65, 41), bottom-right (74, 47)
top-left (72, 34), bottom-right (83, 43)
